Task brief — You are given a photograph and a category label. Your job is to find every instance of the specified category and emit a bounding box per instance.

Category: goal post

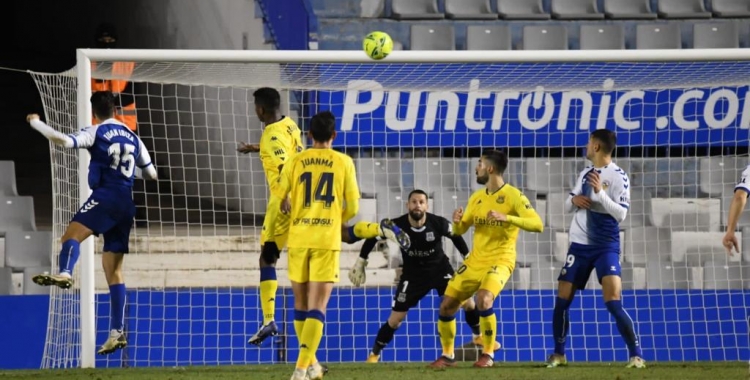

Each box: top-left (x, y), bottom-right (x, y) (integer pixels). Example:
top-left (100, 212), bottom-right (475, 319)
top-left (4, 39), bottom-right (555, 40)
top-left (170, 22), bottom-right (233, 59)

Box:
top-left (29, 48), bottom-right (750, 368)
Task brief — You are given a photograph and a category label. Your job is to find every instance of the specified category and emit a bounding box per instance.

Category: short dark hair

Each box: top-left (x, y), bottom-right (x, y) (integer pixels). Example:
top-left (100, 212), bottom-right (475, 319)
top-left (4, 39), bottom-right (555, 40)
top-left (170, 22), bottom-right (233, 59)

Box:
top-left (482, 149), bottom-right (508, 175)
top-left (591, 129), bottom-right (616, 155)
top-left (253, 87), bottom-right (281, 111)
top-left (90, 91), bottom-right (115, 120)
top-left (408, 189), bottom-right (428, 201)
top-left (309, 111), bottom-right (336, 142)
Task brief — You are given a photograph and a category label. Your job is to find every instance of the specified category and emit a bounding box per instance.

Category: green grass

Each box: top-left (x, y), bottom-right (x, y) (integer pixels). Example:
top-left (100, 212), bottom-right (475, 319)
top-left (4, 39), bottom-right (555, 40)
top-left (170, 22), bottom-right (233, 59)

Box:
top-left (0, 362), bottom-right (746, 380)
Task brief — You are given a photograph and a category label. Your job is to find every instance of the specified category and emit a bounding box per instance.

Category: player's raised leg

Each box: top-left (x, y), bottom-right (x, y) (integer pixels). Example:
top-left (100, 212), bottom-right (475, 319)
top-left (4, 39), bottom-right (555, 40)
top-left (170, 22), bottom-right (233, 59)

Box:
top-left (32, 222), bottom-right (92, 289)
top-left (342, 220), bottom-right (411, 250)
top-left (601, 273), bottom-right (645, 368)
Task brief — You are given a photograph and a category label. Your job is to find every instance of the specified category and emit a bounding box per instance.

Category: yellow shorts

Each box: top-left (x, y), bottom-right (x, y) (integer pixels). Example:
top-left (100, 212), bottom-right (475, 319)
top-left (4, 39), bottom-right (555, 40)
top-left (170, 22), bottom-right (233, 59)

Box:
top-left (287, 248), bottom-right (340, 283)
top-left (445, 259), bottom-right (514, 302)
top-left (260, 197), bottom-right (290, 249)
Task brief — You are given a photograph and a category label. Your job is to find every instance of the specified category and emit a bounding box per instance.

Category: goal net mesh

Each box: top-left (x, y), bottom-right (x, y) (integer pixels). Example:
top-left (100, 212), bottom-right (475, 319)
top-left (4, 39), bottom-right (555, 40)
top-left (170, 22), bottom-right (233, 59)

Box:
top-left (30, 58), bottom-right (750, 368)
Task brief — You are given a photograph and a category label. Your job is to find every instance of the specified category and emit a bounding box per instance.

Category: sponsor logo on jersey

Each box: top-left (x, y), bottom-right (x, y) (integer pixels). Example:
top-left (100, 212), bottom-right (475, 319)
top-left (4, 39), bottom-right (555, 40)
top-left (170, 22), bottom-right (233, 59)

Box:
top-left (274, 149), bottom-right (285, 156)
top-left (270, 136), bottom-right (278, 141)
top-left (80, 200), bottom-right (99, 213)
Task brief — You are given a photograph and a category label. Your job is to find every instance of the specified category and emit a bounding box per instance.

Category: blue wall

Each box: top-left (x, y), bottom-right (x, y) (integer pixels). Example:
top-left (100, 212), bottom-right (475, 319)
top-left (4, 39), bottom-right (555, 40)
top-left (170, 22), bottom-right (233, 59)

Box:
top-left (1, 289), bottom-right (748, 369)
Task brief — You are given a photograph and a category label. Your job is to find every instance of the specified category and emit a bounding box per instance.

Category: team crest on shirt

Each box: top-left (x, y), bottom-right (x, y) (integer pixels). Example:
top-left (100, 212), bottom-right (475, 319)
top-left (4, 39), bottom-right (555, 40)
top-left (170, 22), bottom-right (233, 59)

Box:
top-left (602, 180), bottom-right (611, 190)
top-left (426, 232), bottom-right (435, 241)
top-left (496, 196), bottom-right (505, 204)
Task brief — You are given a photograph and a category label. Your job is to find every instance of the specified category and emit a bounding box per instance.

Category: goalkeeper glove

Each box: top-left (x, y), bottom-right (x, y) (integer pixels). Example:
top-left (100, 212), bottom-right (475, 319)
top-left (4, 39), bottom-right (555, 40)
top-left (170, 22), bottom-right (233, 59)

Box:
top-left (348, 257), bottom-right (367, 287)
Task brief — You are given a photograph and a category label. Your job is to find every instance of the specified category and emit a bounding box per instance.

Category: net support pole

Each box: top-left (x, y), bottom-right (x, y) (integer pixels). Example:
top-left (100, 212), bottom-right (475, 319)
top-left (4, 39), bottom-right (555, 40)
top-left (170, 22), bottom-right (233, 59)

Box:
top-left (76, 49), bottom-right (96, 369)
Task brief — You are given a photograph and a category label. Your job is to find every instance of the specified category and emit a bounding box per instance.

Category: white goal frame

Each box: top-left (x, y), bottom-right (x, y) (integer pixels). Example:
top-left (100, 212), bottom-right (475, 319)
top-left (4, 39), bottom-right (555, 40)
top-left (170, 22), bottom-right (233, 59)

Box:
top-left (72, 47), bottom-right (750, 368)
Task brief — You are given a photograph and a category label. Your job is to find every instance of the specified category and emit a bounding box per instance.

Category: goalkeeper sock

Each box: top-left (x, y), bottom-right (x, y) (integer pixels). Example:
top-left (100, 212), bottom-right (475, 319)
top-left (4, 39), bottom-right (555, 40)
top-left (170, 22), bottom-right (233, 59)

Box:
top-left (437, 315), bottom-right (456, 358)
top-left (464, 307), bottom-right (481, 336)
top-left (605, 300), bottom-right (642, 358)
top-left (58, 239), bottom-right (80, 275)
top-left (354, 222), bottom-right (381, 240)
top-left (297, 309), bottom-right (325, 371)
top-left (109, 283), bottom-right (126, 331)
top-left (479, 308), bottom-right (497, 356)
top-left (553, 297), bottom-right (572, 356)
top-left (259, 267), bottom-right (277, 324)
top-left (372, 322), bottom-right (398, 355)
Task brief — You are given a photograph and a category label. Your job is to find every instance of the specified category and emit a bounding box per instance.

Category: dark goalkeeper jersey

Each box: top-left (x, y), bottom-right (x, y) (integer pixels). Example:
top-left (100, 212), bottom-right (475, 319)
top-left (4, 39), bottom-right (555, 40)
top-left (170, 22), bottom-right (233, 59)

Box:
top-left (360, 213), bottom-right (469, 278)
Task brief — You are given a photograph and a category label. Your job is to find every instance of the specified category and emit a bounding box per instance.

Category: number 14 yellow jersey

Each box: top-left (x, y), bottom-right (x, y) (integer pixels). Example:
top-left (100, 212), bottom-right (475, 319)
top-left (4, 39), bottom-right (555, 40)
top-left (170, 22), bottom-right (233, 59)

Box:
top-left (274, 148), bottom-right (360, 250)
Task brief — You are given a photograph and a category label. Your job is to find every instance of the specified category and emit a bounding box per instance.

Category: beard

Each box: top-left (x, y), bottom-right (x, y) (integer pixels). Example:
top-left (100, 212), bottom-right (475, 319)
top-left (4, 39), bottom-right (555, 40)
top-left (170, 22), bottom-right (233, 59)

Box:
top-left (476, 173), bottom-right (489, 185)
top-left (408, 210), bottom-right (424, 221)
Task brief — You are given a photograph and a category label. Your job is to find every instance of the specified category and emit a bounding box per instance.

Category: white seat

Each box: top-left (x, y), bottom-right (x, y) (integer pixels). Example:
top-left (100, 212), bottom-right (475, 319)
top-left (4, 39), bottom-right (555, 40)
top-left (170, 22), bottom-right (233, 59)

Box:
top-left (0, 196), bottom-right (37, 232)
top-left (546, 192), bottom-right (574, 230)
top-left (624, 227), bottom-right (670, 265)
top-left (5, 230), bottom-right (52, 269)
top-left (525, 158), bottom-right (576, 195)
top-left (699, 156), bottom-right (745, 196)
top-left (670, 231), bottom-right (741, 264)
top-left (650, 198), bottom-right (721, 232)
top-left (0, 161), bottom-right (18, 196)
top-left (703, 259), bottom-right (743, 289)
top-left (516, 230), bottom-right (553, 265)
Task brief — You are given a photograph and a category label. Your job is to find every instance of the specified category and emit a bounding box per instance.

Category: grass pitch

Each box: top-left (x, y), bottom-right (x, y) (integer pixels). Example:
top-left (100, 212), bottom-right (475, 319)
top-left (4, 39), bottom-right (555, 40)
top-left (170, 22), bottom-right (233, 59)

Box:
top-left (0, 362), bottom-right (746, 380)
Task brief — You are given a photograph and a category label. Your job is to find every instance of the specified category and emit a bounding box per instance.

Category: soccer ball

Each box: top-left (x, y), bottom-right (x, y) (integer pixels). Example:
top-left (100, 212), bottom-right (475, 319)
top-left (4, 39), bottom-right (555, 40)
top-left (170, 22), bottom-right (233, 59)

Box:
top-left (363, 31), bottom-right (393, 60)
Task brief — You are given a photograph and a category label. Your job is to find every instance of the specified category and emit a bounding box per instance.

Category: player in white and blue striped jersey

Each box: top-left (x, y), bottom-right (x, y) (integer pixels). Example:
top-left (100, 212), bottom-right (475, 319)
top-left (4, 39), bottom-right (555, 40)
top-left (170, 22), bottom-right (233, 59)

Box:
top-left (27, 91), bottom-right (158, 356)
top-left (546, 130), bottom-right (645, 369)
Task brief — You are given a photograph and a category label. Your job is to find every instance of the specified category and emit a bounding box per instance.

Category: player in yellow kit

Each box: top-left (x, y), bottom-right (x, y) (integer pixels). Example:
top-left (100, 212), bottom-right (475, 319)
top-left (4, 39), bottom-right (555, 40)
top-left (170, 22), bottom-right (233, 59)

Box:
top-left (429, 150), bottom-right (544, 369)
top-left (239, 89), bottom-right (410, 348)
top-left (265, 111), bottom-right (360, 380)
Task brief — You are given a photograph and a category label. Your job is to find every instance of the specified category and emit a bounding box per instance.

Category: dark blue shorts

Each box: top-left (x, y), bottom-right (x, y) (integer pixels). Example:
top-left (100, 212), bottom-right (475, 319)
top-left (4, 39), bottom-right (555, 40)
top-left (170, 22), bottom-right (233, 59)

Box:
top-left (71, 188), bottom-right (135, 254)
top-left (557, 242), bottom-right (621, 290)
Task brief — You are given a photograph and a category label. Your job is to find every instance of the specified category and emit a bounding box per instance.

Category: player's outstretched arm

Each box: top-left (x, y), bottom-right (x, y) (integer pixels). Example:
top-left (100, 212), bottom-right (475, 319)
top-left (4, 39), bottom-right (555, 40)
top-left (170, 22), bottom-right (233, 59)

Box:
top-left (443, 218), bottom-right (470, 256)
top-left (502, 193), bottom-right (544, 233)
top-left (27, 114), bottom-right (79, 148)
top-left (723, 189), bottom-right (747, 256)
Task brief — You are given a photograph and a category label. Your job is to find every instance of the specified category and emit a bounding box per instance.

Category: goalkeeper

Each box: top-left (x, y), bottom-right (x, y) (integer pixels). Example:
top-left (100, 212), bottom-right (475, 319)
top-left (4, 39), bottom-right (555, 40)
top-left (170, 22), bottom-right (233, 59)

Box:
top-left (349, 189), bottom-right (500, 363)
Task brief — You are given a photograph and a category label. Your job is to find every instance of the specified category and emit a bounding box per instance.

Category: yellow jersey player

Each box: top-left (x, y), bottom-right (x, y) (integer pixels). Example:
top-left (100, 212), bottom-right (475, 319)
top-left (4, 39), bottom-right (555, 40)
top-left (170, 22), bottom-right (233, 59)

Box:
top-left (265, 111), bottom-right (359, 380)
top-left (429, 149), bottom-right (543, 369)
top-left (239, 89), bottom-right (411, 347)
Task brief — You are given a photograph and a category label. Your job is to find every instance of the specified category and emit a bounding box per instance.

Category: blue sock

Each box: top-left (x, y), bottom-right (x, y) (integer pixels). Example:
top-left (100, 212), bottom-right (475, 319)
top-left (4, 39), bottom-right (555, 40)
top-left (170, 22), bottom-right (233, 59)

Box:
top-left (346, 226), bottom-right (361, 244)
top-left (605, 300), bottom-right (642, 358)
top-left (553, 297), bottom-right (571, 356)
top-left (109, 283), bottom-right (126, 331)
top-left (260, 266), bottom-right (277, 281)
top-left (58, 239), bottom-right (80, 275)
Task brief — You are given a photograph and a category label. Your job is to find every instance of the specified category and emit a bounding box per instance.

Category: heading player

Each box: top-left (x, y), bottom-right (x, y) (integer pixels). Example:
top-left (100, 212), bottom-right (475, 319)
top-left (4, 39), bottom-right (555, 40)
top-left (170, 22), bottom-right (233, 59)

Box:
top-left (239, 88), bottom-right (410, 346)
top-left (430, 150), bottom-right (544, 369)
top-left (264, 111), bottom-right (359, 380)
top-left (545, 130), bottom-right (645, 369)
top-left (27, 91), bottom-right (158, 355)
top-left (350, 189), bottom-right (500, 362)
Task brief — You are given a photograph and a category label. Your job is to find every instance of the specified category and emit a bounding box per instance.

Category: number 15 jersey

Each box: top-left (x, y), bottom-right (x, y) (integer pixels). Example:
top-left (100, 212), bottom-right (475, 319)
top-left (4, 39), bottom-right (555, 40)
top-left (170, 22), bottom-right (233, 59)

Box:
top-left (274, 148), bottom-right (360, 251)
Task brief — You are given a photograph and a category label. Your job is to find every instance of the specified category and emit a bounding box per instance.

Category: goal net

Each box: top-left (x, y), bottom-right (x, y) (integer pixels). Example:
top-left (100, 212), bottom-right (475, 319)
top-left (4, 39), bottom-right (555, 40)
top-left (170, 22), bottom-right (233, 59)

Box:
top-left (31, 49), bottom-right (750, 368)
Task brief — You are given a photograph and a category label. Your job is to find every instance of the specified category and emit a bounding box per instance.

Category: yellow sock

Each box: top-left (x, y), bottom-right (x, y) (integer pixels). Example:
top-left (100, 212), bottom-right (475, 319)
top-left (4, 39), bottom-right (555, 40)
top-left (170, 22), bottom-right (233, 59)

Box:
top-left (437, 317), bottom-right (456, 357)
top-left (480, 311), bottom-right (497, 355)
top-left (297, 311), bottom-right (325, 370)
top-left (294, 311), bottom-right (318, 365)
top-left (259, 275), bottom-right (277, 324)
top-left (354, 221), bottom-right (382, 239)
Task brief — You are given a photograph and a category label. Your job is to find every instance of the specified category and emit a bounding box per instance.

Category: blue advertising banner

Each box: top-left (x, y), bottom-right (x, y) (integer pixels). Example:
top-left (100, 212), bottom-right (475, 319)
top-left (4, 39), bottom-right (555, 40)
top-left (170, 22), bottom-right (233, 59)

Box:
top-left (308, 74), bottom-right (750, 148)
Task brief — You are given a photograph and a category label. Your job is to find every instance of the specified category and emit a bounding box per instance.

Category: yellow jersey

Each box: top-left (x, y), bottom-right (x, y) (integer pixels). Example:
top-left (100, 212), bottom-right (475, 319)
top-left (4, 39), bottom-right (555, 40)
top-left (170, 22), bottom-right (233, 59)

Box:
top-left (274, 148), bottom-right (360, 250)
top-left (454, 184), bottom-right (543, 266)
top-left (259, 116), bottom-right (304, 194)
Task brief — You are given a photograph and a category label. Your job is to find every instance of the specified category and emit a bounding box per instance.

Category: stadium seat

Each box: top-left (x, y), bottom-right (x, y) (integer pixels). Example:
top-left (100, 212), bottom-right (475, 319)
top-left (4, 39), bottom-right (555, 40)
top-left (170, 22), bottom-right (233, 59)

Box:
top-left (651, 198), bottom-right (721, 232)
top-left (445, 0), bottom-right (497, 19)
top-left (624, 227), bottom-right (670, 265)
top-left (698, 156), bottom-right (745, 196)
top-left (0, 267), bottom-right (14, 295)
top-left (670, 231), bottom-right (739, 264)
top-left (524, 158), bottom-right (576, 194)
top-left (410, 158), bottom-right (456, 194)
top-left (392, 0), bottom-right (444, 19)
top-left (621, 188), bottom-right (654, 230)
top-left (4, 230), bottom-right (52, 269)
top-left (522, 25), bottom-right (568, 50)
top-left (0, 161), bottom-right (18, 196)
top-left (621, 263), bottom-right (647, 290)
top-left (551, 0), bottom-right (604, 19)
top-left (711, 0), bottom-right (750, 17)
top-left (433, 189), bottom-right (470, 218)
top-left (356, 158), bottom-right (402, 196)
top-left (0, 196), bottom-right (36, 232)
top-left (360, 0), bottom-right (385, 18)
top-left (410, 25), bottom-right (455, 50)
top-left (552, 231), bottom-right (569, 263)
top-left (646, 260), bottom-right (693, 289)
top-left (603, 0), bottom-right (657, 19)
top-left (579, 24), bottom-right (625, 50)
top-left (497, 0), bottom-right (550, 19)
top-left (657, 0), bottom-right (712, 19)
top-left (466, 25), bottom-right (511, 50)
top-left (23, 266), bottom-right (51, 295)
top-left (529, 259), bottom-right (559, 289)
top-left (636, 24), bottom-right (682, 49)
top-left (517, 230), bottom-right (553, 266)
top-left (703, 260), bottom-right (743, 289)
top-left (693, 23), bottom-right (739, 48)
top-left (546, 192), bottom-right (574, 230)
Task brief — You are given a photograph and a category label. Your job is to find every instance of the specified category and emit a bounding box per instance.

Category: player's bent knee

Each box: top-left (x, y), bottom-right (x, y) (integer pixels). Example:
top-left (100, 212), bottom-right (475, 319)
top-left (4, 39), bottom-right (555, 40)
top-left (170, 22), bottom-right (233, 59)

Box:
top-left (62, 222), bottom-right (93, 243)
top-left (601, 275), bottom-right (622, 302)
top-left (439, 296), bottom-right (461, 316)
top-left (475, 290), bottom-right (494, 311)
